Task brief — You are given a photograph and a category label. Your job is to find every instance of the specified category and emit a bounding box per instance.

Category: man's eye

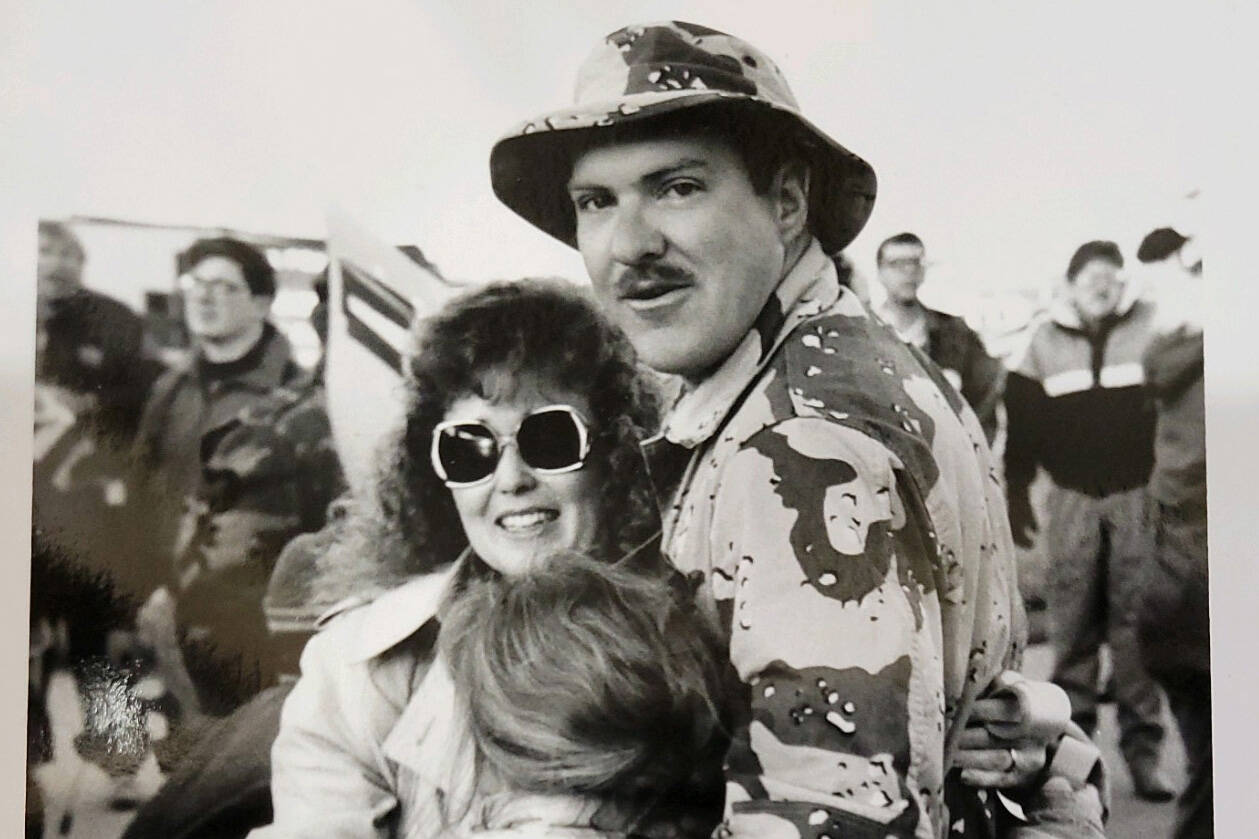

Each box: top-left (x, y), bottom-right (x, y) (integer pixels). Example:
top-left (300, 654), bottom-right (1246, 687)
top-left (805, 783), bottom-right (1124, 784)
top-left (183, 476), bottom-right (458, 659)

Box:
top-left (661, 180), bottom-right (702, 199)
top-left (573, 193), bottom-right (613, 212)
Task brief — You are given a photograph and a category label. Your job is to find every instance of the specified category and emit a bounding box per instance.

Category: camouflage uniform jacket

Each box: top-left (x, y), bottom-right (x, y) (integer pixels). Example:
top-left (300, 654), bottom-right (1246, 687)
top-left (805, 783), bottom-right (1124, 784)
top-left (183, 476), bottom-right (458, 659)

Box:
top-left (133, 327), bottom-right (345, 694)
top-left (652, 240), bottom-right (1024, 839)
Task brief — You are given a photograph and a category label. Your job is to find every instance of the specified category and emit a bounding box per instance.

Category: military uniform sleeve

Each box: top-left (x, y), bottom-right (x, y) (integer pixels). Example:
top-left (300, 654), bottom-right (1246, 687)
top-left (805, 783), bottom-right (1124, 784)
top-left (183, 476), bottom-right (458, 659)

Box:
top-left (180, 385), bottom-right (343, 592)
top-left (251, 622), bottom-right (399, 838)
top-left (278, 388), bottom-right (347, 534)
top-left (177, 419), bottom-right (302, 591)
top-left (173, 418), bottom-right (307, 696)
top-left (710, 417), bottom-right (943, 838)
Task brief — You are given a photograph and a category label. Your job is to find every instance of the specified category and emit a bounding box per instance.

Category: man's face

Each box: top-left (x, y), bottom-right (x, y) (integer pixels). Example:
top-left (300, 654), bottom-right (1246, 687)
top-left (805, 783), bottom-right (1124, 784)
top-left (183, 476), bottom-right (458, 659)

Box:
top-left (1069, 258), bottom-right (1124, 324)
top-left (37, 231), bottom-right (85, 300)
top-left (876, 242), bottom-right (926, 305)
top-left (569, 135), bottom-right (792, 381)
top-left (181, 255), bottom-right (268, 342)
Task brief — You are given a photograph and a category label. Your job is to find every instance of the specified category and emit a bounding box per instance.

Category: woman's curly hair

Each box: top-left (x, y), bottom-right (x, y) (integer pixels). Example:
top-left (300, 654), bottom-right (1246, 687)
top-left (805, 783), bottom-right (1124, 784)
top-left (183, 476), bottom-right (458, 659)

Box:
top-left (371, 278), bottom-right (663, 573)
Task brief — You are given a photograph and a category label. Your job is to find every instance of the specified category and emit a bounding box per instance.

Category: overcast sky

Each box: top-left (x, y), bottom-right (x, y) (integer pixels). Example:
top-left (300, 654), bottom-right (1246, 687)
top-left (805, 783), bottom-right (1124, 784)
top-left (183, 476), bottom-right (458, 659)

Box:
top-left (3, 0), bottom-right (1216, 299)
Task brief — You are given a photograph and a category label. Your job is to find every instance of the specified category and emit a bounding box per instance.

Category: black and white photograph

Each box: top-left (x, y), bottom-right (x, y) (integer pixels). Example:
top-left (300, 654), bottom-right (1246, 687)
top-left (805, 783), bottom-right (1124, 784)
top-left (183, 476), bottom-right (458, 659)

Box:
top-left (4, 2), bottom-right (1250, 838)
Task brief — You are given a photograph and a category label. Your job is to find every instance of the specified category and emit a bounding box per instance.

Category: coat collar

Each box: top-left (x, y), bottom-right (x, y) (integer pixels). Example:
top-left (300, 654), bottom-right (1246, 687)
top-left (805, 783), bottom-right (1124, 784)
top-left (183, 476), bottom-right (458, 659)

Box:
top-left (349, 554), bottom-right (478, 823)
top-left (342, 552), bottom-right (468, 663)
top-left (232, 324), bottom-right (298, 391)
top-left (168, 323), bottom-right (297, 393)
top-left (659, 238), bottom-right (858, 449)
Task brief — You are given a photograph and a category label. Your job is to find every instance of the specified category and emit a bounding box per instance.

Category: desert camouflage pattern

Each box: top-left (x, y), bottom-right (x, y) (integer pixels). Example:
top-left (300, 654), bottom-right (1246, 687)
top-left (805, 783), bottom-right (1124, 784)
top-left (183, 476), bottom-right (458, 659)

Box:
top-left (508, 20), bottom-right (799, 135)
top-left (656, 240), bottom-right (1024, 838)
top-left (490, 21), bottom-right (876, 255)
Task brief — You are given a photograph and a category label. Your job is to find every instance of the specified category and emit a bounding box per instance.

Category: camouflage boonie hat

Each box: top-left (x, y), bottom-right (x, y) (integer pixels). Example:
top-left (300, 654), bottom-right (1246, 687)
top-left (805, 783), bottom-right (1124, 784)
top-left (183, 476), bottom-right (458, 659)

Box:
top-left (490, 21), bottom-right (877, 255)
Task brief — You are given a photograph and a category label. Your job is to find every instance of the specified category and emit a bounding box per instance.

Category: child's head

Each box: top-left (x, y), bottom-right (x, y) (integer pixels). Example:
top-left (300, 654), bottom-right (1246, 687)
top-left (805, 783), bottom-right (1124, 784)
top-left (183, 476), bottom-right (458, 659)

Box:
top-left (441, 551), bottom-right (728, 802)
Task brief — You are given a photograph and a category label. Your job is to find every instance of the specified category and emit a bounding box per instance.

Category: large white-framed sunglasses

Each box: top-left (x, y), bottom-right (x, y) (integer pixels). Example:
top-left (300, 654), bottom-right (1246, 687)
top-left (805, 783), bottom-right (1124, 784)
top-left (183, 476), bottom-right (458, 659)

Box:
top-left (430, 404), bottom-right (592, 488)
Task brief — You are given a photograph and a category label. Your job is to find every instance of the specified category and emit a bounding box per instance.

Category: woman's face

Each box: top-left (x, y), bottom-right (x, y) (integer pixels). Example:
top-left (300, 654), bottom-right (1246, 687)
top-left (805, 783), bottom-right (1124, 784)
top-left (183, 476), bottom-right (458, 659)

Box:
top-left (441, 371), bottom-right (603, 577)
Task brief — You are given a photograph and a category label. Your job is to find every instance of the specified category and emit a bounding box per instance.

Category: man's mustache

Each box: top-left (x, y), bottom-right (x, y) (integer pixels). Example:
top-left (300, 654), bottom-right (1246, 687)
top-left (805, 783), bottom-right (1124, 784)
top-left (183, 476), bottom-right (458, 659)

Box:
top-left (615, 262), bottom-right (695, 295)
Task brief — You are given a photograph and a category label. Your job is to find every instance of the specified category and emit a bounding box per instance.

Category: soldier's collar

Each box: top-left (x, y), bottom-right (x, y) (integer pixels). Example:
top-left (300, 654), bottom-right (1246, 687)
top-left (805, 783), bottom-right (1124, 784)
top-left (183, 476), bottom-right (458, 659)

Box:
top-left (661, 238), bottom-right (839, 449)
top-left (231, 323), bottom-right (295, 391)
top-left (186, 323), bottom-right (295, 392)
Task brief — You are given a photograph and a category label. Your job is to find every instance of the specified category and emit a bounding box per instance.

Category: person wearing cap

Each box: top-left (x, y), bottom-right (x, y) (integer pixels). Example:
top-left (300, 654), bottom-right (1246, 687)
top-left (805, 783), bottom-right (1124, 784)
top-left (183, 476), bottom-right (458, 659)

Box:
top-left (874, 232), bottom-right (1004, 443)
top-left (129, 236), bottom-right (344, 716)
top-left (1003, 240), bottom-right (1173, 801)
top-left (1134, 227), bottom-right (1211, 838)
top-left (490, 21), bottom-right (1102, 838)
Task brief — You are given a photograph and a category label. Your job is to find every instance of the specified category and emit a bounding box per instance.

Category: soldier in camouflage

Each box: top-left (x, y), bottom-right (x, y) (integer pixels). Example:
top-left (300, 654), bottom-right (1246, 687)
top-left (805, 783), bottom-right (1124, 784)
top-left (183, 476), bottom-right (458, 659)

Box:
top-left (491, 21), bottom-right (1103, 838)
top-left (131, 237), bottom-right (344, 714)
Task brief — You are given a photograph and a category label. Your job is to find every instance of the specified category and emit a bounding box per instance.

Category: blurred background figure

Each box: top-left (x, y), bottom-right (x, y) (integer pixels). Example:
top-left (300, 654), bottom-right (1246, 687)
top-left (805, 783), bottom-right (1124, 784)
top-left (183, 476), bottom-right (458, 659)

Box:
top-left (1134, 227), bottom-right (1211, 838)
top-left (129, 236), bottom-right (343, 720)
top-left (874, 232), bottom-right (1005, 443)
top-left (1003, 239), bottom-right (1173, 802)
top-left (120, 236), bottom-right (448, 839)
top-left (35, 220), bottom-right (156, 448)
top-left (34, 220), bottom-right (161, 601)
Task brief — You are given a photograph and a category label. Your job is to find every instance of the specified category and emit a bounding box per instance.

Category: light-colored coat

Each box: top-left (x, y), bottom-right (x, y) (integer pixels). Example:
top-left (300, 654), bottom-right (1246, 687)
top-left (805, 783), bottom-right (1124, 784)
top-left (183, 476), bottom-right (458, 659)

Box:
top-left (253, 562), bottom-right (478, 839)
top-left (254, 561), bottom-right (611, 839)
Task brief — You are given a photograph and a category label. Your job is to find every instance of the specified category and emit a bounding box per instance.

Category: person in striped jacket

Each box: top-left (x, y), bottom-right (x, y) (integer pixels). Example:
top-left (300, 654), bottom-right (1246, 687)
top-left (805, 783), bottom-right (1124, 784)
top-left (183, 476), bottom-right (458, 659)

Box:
top-left (1003, 239), bottom-right (1173, 801)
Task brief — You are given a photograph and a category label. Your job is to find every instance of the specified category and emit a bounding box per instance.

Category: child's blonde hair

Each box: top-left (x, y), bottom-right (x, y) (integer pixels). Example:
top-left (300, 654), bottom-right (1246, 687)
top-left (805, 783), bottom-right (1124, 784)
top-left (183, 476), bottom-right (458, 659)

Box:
top-left (440, 551), bottom-right (728, 832)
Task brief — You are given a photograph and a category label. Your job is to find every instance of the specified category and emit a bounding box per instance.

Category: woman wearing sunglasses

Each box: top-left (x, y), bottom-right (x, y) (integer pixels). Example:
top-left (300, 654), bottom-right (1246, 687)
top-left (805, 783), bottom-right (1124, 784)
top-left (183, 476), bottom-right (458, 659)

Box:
top-left (255, 279), bottom-right (723, 838)
top-left (258, 280), bottom-right (1104, 839)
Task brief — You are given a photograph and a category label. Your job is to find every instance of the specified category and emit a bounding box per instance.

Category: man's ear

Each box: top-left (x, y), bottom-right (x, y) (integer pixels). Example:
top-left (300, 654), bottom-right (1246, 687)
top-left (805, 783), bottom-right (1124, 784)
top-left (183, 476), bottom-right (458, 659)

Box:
top-left (253, 295), bottom-right (275, 319)
top-left (772, 161), bottom-right (811, 242)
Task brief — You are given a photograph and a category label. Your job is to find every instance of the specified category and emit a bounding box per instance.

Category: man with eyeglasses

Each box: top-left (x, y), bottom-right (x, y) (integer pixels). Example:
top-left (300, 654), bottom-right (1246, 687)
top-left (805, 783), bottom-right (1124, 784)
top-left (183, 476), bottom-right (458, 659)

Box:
top-left (129, 236), bottom-right (343, 718)
top-left (875, 232), bottom-right (1004, 444)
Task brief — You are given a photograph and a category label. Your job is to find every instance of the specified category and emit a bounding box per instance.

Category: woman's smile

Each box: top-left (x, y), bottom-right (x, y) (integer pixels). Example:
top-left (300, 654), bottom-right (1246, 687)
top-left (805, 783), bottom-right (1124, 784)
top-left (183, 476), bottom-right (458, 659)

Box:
top-left (495, 507), bottom-right (560, 534)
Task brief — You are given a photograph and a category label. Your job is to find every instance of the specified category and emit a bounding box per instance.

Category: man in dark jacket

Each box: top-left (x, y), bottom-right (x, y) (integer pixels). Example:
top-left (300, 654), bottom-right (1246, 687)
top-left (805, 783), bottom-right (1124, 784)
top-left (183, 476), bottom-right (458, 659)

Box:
top-left (131, 237), bottom-right (343, 714)
top-left (34, 220), bottom-right (161, 607)
top-left (1135, 227), bottom-right (1210, 838)
top-left (1004, 239), bottom-right (1172, 800)
top-left (36, 220), bottom-right (154, 446)
top-left (874, 232), bottom-right (1004, 443)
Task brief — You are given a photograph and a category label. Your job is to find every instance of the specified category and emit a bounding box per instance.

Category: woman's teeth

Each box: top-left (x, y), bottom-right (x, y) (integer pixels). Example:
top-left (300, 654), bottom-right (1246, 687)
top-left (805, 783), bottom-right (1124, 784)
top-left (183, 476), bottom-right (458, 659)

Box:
top-left (497, 510), bottom-right (558, 531)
